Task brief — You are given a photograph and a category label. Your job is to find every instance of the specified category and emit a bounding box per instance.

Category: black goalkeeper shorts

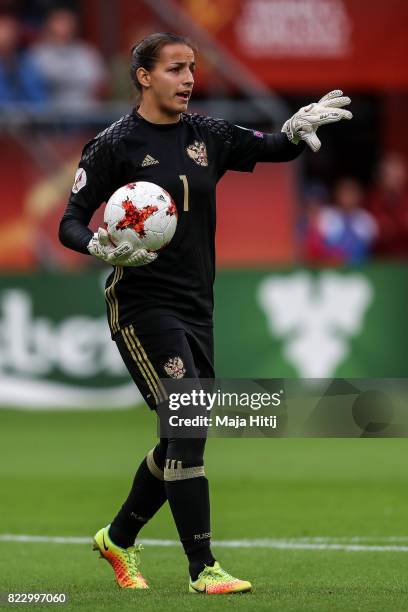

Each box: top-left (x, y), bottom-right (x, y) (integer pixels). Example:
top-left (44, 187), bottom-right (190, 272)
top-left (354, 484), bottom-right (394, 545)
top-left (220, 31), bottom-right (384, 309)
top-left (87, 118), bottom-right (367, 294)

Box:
top-left (114, 315), bottom-right (214, 410)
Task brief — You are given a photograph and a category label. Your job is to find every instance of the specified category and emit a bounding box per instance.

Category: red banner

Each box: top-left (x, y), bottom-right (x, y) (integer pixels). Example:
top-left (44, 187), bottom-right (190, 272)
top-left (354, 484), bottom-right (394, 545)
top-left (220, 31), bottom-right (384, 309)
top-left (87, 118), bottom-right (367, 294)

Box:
top-left (88, 0), bottom-right (408, 92)
top-left (184, 0), bottom-right (408, 91)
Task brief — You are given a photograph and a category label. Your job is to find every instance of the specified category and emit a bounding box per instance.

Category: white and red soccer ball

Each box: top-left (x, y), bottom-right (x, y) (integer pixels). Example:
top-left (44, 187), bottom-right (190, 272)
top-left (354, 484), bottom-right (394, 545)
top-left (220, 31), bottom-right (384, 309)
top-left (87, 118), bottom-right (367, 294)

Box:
top-left (104, 181), bottom-right (178, 252)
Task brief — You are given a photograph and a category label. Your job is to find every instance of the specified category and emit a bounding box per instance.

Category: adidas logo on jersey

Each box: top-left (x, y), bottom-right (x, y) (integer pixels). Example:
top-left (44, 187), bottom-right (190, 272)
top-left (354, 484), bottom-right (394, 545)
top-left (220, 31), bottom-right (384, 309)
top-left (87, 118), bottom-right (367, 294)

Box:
top-left (141, 154), bottom-right (159, 167)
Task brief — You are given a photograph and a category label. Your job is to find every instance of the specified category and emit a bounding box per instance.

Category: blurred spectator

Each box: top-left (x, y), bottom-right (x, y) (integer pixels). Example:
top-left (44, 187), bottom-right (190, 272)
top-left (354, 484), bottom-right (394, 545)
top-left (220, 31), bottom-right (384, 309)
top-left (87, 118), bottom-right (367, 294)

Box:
top-left (303, 178), bottom-right (377, 265)
top-left (367, 153), bottom-right (408, 258)
top-left (301, 182), bottom-right (341, 264)
top-left (32, 8), bottom-right (107, 112)
top-left (0, 13), bottom-right (48, 106)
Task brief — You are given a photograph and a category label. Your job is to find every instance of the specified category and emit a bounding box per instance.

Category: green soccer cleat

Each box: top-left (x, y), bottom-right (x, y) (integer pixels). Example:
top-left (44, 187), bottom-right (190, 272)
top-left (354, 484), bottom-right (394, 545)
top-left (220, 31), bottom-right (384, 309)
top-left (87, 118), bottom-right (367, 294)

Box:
top-left (92, 525), bottom-right (148, 589)
top-left (189, 561), bottom-right (252, 594)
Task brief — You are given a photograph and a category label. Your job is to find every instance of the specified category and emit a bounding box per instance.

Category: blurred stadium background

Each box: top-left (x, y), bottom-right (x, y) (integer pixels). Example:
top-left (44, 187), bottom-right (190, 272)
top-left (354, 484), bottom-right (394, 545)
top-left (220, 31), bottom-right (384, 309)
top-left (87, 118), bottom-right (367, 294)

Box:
top-left (1, 1), bottom-right (408, 610)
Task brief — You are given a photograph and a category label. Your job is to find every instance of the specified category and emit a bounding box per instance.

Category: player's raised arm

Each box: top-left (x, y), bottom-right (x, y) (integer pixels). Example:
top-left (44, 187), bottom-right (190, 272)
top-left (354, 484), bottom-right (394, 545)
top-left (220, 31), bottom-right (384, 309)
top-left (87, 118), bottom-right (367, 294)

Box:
top-left (220, 90), bottom-right (352, 173)
top-left (215, 119), bottom-right (305, 176)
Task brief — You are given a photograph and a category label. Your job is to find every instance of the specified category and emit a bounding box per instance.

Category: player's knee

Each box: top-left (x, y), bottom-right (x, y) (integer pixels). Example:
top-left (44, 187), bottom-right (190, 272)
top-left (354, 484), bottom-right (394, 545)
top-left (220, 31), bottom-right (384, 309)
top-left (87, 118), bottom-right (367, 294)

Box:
top-left (146, 438), bottom-right (168, 479)
top-left (164, 437), bottom-right (206, 481)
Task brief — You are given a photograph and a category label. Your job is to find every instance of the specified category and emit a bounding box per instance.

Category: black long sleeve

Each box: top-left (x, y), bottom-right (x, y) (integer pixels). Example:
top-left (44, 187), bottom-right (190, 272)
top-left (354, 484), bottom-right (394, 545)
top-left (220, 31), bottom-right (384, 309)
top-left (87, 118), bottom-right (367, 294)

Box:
top-left (59, 117), bottom-right (127, 255)
top-left (59, 201), bottom-right (94, 255)
top-left (258, 132), bottom-right (305, 162)
top-left (221, 123), bottom-right (304, 173)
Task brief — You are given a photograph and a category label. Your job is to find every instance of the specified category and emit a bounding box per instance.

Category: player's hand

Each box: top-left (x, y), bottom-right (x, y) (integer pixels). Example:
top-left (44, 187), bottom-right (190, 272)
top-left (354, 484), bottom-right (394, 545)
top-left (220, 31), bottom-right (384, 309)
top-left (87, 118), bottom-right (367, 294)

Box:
top-left (281, 90), bottom-right (352, 152)
top-left (87, 228), bottom-right (158, 267)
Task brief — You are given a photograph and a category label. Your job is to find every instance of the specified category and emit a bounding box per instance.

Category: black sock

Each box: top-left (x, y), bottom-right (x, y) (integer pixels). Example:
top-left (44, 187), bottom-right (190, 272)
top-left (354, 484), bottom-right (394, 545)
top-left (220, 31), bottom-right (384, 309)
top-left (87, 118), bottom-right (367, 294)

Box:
top-left (109, 453), bottom-right (166, 548)
top-left (164, 475), bottom-right (215, 579)
top-left (189, 549), bottom-right (215, 581)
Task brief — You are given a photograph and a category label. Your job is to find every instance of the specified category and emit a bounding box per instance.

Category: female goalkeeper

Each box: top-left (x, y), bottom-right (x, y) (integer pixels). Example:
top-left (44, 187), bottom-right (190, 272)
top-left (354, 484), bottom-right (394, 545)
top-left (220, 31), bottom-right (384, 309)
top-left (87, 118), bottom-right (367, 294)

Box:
top-left (59, 31), bottom-right (351, 594)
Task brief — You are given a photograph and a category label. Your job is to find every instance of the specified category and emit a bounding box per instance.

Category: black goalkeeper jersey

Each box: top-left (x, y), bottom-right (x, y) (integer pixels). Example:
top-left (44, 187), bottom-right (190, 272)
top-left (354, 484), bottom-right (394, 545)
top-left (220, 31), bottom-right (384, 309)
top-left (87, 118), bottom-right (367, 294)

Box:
top-left (59, 109), bottom-right (303, 336)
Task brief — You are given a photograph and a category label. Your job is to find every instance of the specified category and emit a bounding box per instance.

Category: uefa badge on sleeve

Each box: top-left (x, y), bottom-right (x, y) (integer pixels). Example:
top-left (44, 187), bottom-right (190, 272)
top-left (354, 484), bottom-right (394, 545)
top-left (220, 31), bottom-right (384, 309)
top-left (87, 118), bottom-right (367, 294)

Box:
top-left (72, 168), bottom-right (87, 193)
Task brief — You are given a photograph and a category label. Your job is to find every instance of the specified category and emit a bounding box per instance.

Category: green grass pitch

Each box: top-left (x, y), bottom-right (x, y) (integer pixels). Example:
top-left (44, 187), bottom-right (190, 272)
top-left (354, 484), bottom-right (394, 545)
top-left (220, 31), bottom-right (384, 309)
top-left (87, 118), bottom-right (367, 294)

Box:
top-left (1, 408), bottom-right (408, 611)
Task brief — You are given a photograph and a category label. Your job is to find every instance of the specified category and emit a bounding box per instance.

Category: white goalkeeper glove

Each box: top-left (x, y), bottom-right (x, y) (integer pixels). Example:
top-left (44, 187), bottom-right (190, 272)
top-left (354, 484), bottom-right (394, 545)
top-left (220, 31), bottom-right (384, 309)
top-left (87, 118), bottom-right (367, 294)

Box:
top-left (87, 227), bottom-right (157, 267)
top-left (281, 90), bottom-right (352, 153)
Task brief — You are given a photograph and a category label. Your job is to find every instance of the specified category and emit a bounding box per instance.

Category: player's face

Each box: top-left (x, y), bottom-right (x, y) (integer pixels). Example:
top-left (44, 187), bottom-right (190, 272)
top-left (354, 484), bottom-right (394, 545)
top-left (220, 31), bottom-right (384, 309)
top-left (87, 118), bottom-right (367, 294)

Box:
top-left (147, 44), bottom-right (195, 116)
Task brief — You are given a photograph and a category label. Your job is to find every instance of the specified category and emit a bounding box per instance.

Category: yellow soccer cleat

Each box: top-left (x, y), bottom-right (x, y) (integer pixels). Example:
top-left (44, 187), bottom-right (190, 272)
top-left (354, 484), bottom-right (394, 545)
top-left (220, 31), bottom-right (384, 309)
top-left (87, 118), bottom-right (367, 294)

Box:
top-left (189, 561), bottom-right (252, 594)
top-left (92, 525), bottom-right (148, 589)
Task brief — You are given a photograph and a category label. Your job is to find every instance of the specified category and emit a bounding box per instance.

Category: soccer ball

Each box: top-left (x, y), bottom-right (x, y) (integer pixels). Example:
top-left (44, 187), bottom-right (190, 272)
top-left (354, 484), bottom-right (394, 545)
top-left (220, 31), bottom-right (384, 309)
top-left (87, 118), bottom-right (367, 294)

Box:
top-left (104, 181), bottom-right (178, 252)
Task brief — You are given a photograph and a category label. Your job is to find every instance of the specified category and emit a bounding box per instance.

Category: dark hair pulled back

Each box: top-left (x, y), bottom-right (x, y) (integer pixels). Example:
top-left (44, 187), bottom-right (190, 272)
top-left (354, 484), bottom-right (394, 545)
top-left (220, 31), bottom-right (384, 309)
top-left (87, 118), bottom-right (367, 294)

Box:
top-left (130, 32), bottom-right (195, 95)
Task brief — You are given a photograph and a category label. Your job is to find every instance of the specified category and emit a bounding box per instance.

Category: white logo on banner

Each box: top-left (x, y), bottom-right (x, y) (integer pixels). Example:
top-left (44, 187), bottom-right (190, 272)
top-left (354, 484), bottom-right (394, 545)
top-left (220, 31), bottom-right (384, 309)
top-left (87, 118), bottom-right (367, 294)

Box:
top-left (0, 290), bottom-right (141, 409)
top-left (236, 0), bottom-right (351, 57)
top-left (257, 272), bottom-right (373, 377)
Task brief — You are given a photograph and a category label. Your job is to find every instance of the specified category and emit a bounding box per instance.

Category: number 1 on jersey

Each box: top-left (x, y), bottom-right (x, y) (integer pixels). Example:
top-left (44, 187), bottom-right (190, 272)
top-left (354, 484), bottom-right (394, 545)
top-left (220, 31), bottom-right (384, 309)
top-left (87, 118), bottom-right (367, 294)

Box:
top-left (179, 175), bottom-right (189, 212)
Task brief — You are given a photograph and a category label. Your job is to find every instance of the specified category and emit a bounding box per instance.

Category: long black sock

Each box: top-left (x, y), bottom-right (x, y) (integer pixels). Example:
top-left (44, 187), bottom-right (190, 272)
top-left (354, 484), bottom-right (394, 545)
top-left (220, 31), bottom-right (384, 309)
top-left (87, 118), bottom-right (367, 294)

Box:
top-left (109, 444), bottom-right (167, 548)
top-left (165, 474), bottom-right (215, 580)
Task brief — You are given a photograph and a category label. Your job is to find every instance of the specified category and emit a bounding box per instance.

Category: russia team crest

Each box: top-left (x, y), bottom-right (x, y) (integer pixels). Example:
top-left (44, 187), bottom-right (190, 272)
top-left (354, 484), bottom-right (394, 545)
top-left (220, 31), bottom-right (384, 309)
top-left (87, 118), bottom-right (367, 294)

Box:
top-left (164, 356), bottom-right (186, 379)
top-left (186, 141), bottom-right (208, 167)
